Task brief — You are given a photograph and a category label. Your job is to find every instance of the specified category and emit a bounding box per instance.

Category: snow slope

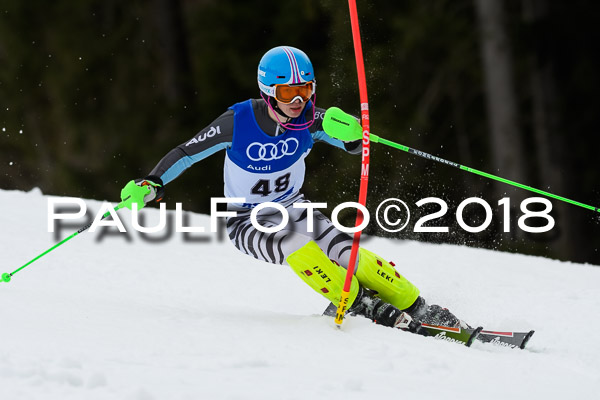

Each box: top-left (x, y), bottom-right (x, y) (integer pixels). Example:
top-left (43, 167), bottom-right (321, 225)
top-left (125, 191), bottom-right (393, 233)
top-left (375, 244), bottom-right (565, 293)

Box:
top-left (1, 188), bottom-right (599, 400)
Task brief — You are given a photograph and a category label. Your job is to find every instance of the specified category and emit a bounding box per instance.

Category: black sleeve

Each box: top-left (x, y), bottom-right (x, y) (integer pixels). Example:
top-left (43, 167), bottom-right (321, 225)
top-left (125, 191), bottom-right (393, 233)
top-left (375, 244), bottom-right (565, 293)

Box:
top-left (149, 110), bottom-right (234, 185)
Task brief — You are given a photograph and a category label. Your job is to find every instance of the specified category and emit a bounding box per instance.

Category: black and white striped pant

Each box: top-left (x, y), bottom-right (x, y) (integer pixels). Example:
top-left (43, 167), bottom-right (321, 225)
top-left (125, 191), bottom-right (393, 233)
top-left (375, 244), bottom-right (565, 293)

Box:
top-left (226, 195), bottom-right (354, 267)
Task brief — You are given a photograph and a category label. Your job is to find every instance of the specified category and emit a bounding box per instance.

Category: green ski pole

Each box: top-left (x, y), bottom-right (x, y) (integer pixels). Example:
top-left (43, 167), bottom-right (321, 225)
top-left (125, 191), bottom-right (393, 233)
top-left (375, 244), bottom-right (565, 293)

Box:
top-left (323, 107), bottom-right (600, 214)
top-left (1, 202), bottom-right (126, 284)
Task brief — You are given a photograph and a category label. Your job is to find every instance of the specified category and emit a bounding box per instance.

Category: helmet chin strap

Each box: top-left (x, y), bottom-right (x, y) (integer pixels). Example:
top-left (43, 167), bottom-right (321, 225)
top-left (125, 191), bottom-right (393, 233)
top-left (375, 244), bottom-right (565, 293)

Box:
top-left (260, 92), bottom-right (316, 131)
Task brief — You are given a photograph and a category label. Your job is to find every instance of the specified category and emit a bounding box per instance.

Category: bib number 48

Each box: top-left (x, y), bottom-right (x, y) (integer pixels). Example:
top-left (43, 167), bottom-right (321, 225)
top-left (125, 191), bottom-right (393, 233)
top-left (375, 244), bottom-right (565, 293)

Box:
top-left (251, 173), bottom-right (291, 197)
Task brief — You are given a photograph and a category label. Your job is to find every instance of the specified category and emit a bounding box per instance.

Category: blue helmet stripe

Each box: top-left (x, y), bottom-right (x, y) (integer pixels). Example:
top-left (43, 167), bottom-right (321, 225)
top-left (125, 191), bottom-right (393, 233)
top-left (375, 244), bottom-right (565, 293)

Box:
top-left (282, 47), bottom-right (296, 83)
top-left (283, 46), bottom-right (301, 84)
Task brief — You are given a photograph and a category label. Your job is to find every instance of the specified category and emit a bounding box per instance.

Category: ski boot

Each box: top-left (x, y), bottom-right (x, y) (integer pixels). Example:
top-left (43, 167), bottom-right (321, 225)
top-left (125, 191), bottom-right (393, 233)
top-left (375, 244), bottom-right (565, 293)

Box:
top-left (347, 287), bottom-right (427, 335)
top-left (403, 296), bottom-right (468, 328)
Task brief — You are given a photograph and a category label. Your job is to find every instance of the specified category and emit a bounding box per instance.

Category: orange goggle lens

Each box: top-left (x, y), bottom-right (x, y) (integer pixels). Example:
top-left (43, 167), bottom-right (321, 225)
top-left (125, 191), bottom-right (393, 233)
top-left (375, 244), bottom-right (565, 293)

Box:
top-left (274, 82), bottom-right (314, 104)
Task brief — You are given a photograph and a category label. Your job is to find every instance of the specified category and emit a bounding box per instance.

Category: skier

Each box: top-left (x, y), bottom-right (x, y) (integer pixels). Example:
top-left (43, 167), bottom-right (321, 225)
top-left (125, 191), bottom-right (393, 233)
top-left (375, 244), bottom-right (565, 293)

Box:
top-left (120, 46), bottom-right (462, 330)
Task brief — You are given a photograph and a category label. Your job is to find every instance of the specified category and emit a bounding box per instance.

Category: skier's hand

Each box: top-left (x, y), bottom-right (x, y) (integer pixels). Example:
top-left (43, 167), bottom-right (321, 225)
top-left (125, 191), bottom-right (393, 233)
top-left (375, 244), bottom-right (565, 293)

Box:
top-left (120, 176), bottom-right (164, 210)
top-left (323, 107), bottom-right (362, 141)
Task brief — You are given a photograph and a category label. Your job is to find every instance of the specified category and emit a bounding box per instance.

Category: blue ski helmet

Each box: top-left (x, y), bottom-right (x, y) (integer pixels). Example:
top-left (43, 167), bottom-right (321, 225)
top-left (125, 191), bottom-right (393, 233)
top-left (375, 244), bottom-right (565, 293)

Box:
top-left (257, 46), bottom-right (315, 98)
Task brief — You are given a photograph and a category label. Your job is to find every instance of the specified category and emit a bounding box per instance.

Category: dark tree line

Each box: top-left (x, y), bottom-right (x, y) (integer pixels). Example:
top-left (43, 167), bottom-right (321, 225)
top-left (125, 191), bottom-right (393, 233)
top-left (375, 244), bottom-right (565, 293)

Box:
top-left (1, 0), bottom-right (599, 265)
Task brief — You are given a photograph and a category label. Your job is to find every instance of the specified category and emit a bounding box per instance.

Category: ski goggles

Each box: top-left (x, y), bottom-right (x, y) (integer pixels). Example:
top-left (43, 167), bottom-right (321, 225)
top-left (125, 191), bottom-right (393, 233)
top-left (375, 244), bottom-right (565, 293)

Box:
top-left (260, 81), bottom-right (316, 104)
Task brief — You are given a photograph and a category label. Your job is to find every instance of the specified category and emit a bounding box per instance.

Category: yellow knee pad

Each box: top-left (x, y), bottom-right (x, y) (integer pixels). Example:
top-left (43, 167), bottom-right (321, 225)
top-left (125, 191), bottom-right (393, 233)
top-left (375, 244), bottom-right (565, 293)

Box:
top-left (287, 241), bottom-right (360, 308)
top-left (355, 248), bottom-right (420, 310)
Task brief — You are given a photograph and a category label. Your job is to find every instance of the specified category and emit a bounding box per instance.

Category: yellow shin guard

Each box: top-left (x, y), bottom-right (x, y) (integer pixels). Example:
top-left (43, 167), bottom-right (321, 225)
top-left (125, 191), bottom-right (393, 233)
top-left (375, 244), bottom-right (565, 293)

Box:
top-left (355, 248), bottom-right (420, 310)
top-left (287, 241), bottom-right (360, 308)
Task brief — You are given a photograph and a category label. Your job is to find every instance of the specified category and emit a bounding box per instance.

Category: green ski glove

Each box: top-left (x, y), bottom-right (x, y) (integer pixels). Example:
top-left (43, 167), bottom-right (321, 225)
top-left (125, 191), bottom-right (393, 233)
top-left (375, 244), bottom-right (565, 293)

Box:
top-left (120, 177), bottom-right (164, 210)
top-left (322, 107), bottom-right (363, 141)
top-left (323, 107), bottom-right (382, 143)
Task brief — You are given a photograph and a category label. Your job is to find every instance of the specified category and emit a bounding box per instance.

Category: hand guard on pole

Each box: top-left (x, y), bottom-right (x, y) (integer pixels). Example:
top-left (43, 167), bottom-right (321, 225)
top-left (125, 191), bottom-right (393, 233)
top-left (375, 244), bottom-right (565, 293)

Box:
top-left (120, 176), bottom-right (164, 210)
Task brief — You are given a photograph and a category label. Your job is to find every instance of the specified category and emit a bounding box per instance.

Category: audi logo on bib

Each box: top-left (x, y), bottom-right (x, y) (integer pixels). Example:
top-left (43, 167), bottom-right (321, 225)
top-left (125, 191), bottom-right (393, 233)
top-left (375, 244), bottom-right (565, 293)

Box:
top-left (246, 138), bottom-right (299, 161)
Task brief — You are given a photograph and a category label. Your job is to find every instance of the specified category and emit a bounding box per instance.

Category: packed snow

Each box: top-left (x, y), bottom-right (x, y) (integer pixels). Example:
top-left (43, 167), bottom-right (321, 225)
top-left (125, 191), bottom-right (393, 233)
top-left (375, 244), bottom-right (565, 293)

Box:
top-left (1, 188), bottom-right (599, 399)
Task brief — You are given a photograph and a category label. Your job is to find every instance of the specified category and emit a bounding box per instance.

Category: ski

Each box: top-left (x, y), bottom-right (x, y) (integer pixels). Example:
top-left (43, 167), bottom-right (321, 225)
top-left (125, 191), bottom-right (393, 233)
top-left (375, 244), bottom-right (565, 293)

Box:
top-left (419, 324), bottom-right (483, 347)
top-left (476, 329), bottom-right (535, 349)
top-left (323, 302), bottom-right (482, 347)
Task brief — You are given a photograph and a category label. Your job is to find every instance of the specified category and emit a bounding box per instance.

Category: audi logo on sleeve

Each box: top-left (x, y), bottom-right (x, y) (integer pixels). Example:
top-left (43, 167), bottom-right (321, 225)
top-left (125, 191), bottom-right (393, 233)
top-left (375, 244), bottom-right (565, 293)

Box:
top-left (246, 138), bottom-right (300, 161)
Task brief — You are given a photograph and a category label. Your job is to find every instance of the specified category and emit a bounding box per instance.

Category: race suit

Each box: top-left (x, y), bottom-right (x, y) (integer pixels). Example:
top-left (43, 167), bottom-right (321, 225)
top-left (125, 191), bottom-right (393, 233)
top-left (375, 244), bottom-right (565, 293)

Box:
top-left (148, 98), bottom-right (361, 266)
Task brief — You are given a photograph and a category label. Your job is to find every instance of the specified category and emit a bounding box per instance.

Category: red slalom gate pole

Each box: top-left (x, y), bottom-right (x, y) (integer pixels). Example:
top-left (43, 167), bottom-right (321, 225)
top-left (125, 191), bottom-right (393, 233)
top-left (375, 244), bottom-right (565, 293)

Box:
top-left (334, 0), bottom-right (372, 327)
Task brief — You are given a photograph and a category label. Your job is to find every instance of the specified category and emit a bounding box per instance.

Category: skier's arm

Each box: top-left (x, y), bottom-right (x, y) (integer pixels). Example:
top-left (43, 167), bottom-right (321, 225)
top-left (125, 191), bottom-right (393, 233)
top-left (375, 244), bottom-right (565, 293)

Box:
top-left (148, 110), bottom-right (234, 185)
top-left (311, 106), bottom-right (361, 154)
top-left (121, 113), bottom-right (233, 208)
